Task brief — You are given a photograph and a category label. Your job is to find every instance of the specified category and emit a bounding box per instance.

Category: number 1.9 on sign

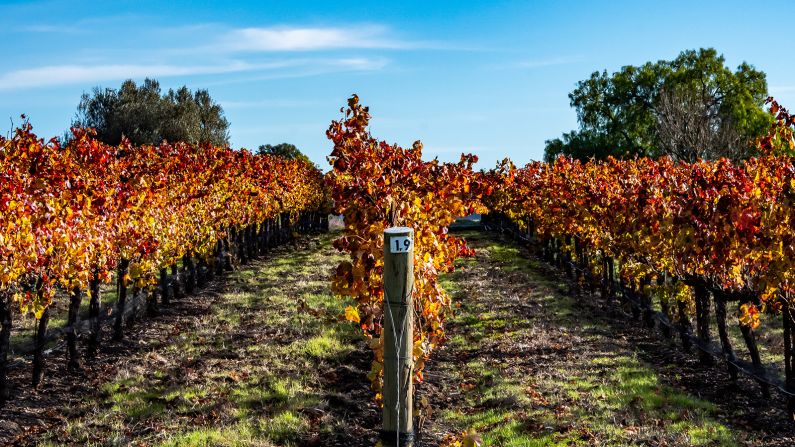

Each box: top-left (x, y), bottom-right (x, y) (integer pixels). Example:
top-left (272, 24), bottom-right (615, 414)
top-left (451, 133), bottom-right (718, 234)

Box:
top-left (390, 236), bottom-right (413, 253)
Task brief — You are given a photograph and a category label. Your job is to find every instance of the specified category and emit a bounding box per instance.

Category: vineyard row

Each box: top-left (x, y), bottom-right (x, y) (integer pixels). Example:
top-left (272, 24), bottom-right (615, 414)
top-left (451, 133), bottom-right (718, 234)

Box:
top-left (482, 150), bottom-right (795, 418)
top-left (486, 213), bottom-right (793, 409)
top-left (0, 123), bottom-right (330, 405)
top-left (328, 96), bottom-right (795, 425)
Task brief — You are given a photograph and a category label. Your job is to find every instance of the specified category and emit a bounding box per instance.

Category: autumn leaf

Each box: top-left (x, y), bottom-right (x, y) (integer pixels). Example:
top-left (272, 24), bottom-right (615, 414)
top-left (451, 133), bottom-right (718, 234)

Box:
top-left (344, 305), bottom-right (361, 324)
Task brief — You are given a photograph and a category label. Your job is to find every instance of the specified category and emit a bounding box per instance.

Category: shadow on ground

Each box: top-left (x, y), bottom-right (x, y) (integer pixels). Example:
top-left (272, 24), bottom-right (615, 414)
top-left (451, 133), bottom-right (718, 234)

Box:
top-left (417, 230), bottom-right (794, 447)
top-left (1, 234), bottom-right (378, 447)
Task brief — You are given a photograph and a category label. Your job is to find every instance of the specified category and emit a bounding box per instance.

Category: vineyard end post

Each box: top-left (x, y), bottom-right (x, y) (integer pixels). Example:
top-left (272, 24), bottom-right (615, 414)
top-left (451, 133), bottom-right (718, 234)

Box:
top-left (382, 227), bottom-right (415, 447)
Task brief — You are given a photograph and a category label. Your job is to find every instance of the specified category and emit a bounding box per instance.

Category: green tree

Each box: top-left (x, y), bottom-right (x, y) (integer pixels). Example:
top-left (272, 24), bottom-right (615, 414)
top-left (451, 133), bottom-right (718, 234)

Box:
top-left (161, 86), bottom-right (200, 144)
top-left (257, 143), bottom-right (310, 163)
top-left (543, 130), bottom-right (621, 163)
top-left (545, 48), bottom-right (771, 162)
top-left (73, 78), bottom-right (230, 146)
top-left (194, 89), bottom-right (230, 147)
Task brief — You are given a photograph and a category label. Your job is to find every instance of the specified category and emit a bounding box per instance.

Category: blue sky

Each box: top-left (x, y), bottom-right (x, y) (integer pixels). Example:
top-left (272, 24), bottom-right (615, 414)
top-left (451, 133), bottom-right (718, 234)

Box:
top-left (1, 0), bottom-right (794, 169)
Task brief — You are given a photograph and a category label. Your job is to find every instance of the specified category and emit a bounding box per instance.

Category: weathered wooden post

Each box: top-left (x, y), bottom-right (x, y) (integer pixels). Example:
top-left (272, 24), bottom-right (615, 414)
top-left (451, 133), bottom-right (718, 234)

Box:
top-left (382, 227), bottom-right (415, 447)
top-left (782, 293), bottom-right (795, 419)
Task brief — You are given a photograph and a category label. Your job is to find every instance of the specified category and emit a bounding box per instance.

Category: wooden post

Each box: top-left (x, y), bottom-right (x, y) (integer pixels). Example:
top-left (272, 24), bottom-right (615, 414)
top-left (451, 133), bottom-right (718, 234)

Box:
top-left (782, 294), bottom-right (795, 419)
top-left (0, 292), bottom-right (11, 405)
top-left (382, 227), bottom-right (415, 447)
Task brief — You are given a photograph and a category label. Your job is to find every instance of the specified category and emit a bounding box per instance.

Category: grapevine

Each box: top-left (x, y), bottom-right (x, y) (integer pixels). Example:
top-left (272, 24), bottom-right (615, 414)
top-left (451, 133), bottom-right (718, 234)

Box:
top-left (0, 121), bottom-right (329, 403)
top-left (327, 95), bottom-right (490, 400)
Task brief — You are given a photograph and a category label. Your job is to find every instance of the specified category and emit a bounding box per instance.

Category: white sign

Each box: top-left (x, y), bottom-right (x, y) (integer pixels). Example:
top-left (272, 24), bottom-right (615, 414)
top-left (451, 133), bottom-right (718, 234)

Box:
top-left (389, 236), bottom-right (413, 253)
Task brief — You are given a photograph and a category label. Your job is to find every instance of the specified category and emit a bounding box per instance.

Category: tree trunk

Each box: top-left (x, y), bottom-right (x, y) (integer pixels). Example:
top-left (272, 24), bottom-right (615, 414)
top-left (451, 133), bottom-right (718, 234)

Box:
top-left (160, 268), bottom-right (170, 306)
top-left (128, 286), bottom-right (141, 327)
top-left (113, 259), bottom-right (129, 340)
top-left (677, 299), bottom-right (692, 353)
top-left (606, 257), bottom-right (615, 310)
top-left (714, 292), bottom-right (738, 382)
top-left (279, 214), bottom-right (285, 245)
top-left (739, 302), bottom-right (770, 397)
top-left (237, 226), bottom-right (248, 265)
top-left (694, 284), bottom-right (713, 365)
top-left (247, 225), bottom-right (256, 259)
top-left (563, 236), bottom-right (573, 279)
top-left (212, 240), bottom-right (222, 278)
top-left (171, 263), bottom-right (183, 299)
top-left (87, 273), bottom-right (101, 357)
top-left (67, 287), bottom-right (83, 371)
top-left (264, 219), bottom-right (271, 253)
top-left (205, 250), bottom-right (216, 283)
top-left (197, 258), bottom-right (208, 288)
top-left (641, 277), bottom-right (654, 328)
top-left (258, 222), bottom-right (266, 255)
top-left (32, 304), bottom-right (49, 388)
top-left (223, 236), bottom-right (233, 272)
top-left (184, 254), bottom-right (196, 295)
top-left (146, 285), bottom-right (159, 317)
top-left (216, 239), bottom-right (225, 276)
top-left (631, 283), bottom-right (642, 321)
top-left (657, 274), bottom-right (672, 339)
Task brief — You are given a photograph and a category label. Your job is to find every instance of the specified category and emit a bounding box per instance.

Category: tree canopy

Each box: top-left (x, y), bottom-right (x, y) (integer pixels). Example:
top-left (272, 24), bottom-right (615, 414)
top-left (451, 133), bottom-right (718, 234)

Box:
top-left (544, 48), bottom-right (771, 163)
top-left (73, 78), bottom-right (230, 146)
top-left (257, 143), bottom-right (311, 163)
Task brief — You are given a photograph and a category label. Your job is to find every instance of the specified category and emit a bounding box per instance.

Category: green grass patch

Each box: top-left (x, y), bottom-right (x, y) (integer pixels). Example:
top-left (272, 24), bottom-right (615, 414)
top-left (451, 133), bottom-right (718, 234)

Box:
top-left (432, 231), bottom-right (741, 446)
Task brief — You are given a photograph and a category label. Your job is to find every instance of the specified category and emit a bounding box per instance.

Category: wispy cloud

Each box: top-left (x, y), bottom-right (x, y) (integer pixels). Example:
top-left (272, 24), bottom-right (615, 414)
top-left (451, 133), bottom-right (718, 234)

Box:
top-left (518, 55), bottom-right (584, 69)
top-left (332, 57), bottom-right (389, 70)
top-left (195, 57), bottom-right (389, 88)
top-left (23, 24), bottom-right (87, 33)
top-left (221, 99), bottom-right (324, 109)
top-left (0, 61), bottom-right (257, 90)
top-left (218, 25), bottom-right (409, 52)
top-left (1, 23), bottom-right (419, 91)
top-left (0, 58), bottom-right (386, 90)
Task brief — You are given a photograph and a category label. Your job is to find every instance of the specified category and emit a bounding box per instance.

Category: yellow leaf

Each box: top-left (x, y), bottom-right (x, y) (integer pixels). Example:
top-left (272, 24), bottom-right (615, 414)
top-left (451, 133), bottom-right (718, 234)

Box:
top-left (344, 305), bottom-right (360, 323)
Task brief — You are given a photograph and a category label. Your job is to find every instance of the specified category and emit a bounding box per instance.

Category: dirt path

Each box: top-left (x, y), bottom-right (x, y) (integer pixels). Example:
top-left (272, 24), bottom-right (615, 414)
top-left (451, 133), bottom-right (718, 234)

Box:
top-left (418, 230), bottom-right (794, 447)
top-left (1, 234), bottom-right (379, 447)
top-left (2, 230), bottom-right (794, 446)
